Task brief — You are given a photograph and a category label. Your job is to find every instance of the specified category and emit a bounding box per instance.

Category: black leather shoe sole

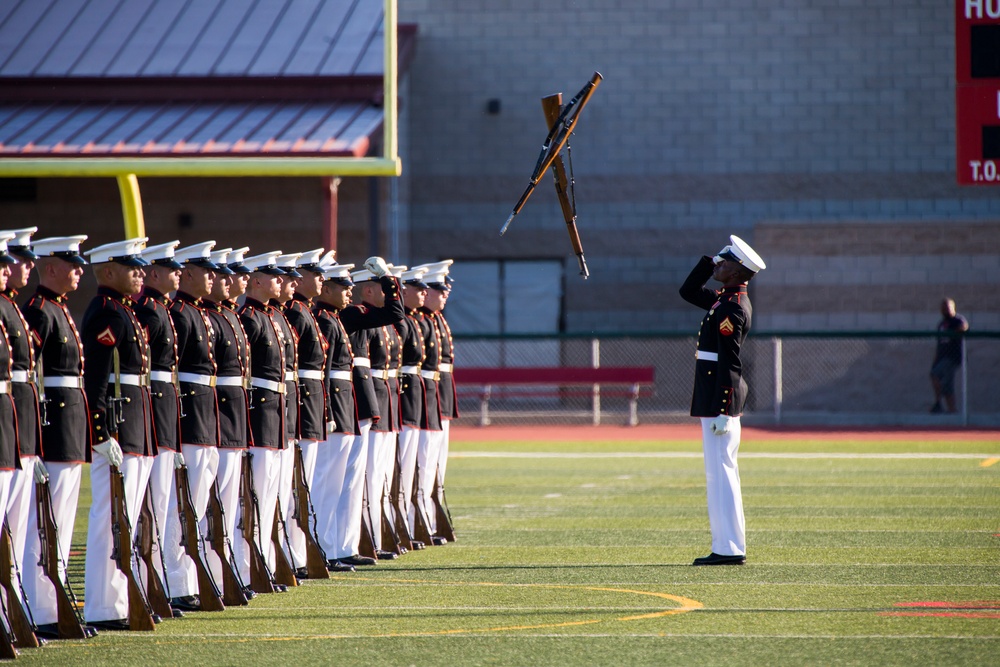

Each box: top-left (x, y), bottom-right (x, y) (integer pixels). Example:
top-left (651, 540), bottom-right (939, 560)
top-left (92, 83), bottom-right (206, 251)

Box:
top-left (376, 550), bottom-right (398, 560)
top-left (170, 596), bottom-right (201, 612)
top-left (431, 536), bottom-right (448, 546)
top-left (87, 619), bottom-right (131, 631)
top-left (327, 560), bottom-right (357, 572)
top-left (692, 553), bottom-right (746, 566)
top-left (340, 555), bottom-right (377, 566)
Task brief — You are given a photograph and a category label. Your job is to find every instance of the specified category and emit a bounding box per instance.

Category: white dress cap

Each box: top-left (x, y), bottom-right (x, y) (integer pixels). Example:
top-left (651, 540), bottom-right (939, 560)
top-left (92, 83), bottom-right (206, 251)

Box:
top-left (32, 235), bottom-right (89, 264)
top-left (209, 247), bottom-right (237, 275)
top-left (415, 259), bottom-right (453, 289)
top-left (141, 240), bottom-right (182, 268)
top-left (0, 233), bottom-right (17, 266)
top-left (720, 235), bottom-right (766, 273)
top-left (297, 248), bottom-right (326, 272)
top-left (318, 249), bottom-right (337, 268)
top-left (85, 237), bottom-right (150, 266)
top-left (174, 241), bottom-right (218, 269)
top-left (322, 263), bottom-right (355, 286)
top-left (0, 226), bottom-right (38, 259)
top-left (243, 251), bottom-right (284, 275)
top-left (227, 246), bottom-right (252, 274)
top-left (400, 266), bottom-right (429, 287)
top-left (277, 252), bottom-right (303, 278)
top-left (386, 264), bottom-right (407, 278)
top-left (350, 268), bottom-right (377, 283)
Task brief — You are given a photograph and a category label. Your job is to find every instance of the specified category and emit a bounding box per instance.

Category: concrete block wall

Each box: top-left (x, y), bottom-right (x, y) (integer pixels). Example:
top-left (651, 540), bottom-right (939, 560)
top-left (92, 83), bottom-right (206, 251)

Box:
top-left (398, 0), bottom-right (1000, 334)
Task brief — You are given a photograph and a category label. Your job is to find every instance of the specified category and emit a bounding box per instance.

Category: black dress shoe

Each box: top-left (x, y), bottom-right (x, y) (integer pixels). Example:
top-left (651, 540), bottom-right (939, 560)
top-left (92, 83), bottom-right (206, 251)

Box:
top-left (152, 613), bottom-right (163, 624)
top-left (33, 623), bottom-right (60, 640)
top-left (376, 550), bottom-right (398, 560)
top-left (340, 554), bottom-right (377, 566)
top-left (171, 609), bottom-right (185, 619)
top-left (431, 536), bottom-right (448, 546)
top-left (295, 567), bottom-right (309, 579)
top-left (327, 560), bottom-right (356, 572)
top-left (88, 619), bottom-right (131, 631)
top-left (692, 552), bottom-right (746, 566)
top-left (84, 625), bottom-right (99, 638)
top-left (242, 586), bottom-right (258, 600)
top-left (170, 595), bottom-right (201, 612)
top-left (410, 540), bottom-right (425, 550)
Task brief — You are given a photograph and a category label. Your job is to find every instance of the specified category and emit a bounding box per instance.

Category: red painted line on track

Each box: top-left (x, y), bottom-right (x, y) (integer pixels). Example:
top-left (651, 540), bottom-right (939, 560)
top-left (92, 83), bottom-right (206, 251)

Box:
top-left (894, 601), bottom-right (1000, 609)
top-left (881, 611), bottom-right (1000, 619)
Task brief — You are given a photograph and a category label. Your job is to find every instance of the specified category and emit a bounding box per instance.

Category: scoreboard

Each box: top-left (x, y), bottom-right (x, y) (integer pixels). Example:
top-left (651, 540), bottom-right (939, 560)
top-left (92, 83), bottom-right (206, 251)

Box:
top-left (956, 0), bottom-right (1000, 184)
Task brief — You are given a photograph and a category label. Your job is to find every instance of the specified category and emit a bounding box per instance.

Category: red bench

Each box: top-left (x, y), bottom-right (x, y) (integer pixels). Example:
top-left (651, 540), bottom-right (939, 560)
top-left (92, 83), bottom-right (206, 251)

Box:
top-left (453, 366), bottom-right (656, 427)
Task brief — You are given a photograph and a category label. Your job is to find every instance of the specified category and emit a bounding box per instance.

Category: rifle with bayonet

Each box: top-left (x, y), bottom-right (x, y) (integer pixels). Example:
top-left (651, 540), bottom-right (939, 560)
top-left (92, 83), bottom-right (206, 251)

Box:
top-left (0, 520), bottom-right (37, 650)
top-left (291, 444), bottom-right (329, 578)
top-left (133, 485), bottom-right (173, 620)
top-left (174, 465), bottom-right (226, 611)
top-left (205, 483), bottom-right (249, 606)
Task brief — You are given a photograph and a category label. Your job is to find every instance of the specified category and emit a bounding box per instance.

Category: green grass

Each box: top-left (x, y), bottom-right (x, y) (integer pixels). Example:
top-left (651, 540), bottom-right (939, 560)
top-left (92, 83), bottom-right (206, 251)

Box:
top-left (19, 435), bottom-right (1000, 665)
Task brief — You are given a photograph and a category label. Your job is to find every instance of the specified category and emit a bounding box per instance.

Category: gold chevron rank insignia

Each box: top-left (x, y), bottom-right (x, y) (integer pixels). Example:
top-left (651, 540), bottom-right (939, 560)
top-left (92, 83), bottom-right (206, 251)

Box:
top-left (719, 317), bottom-right (734, 336)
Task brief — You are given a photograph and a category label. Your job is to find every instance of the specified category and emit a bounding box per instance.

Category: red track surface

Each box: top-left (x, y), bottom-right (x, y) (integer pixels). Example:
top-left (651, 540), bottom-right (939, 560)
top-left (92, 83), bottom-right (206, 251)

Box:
top-left (451, 423), bottom-right (1000, 443)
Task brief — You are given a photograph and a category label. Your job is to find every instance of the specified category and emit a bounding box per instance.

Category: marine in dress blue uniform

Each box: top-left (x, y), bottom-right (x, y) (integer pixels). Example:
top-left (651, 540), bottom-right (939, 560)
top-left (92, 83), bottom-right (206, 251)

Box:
top-left (0, 227), bottom-right (43, 602)
top-left (0, 237), bottom-right (21, 564)
top-left (679, 235), bottom-right (765, 566)
top-left (134, 240), bottom-right (186, 612)
top-left (80, 237), bottom-right (156, 630)
top-left (20, 235), bottom-right (91, 635)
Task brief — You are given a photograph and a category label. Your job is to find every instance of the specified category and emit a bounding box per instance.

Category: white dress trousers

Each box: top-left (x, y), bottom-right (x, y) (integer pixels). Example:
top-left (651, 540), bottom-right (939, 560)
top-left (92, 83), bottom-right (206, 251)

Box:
top-left (699, 417), bottom-right (746, 556)
top-left (364, 430), bottom-right (392, 550)
top-left (145, 449), bottom-right (179, 589)
top-left (437, 419), bottom-right (451, 484)
top-left (5, 455), bottom-right (35, 586)
top-left (398, 426), bottom-right (420, 533)
top-left (313, 432), bottom-right (354, 559)
top-left (83, 452), bottom-right (154, 623)
top-left (234, 448), bottom-right (280, 580)
top-left (333, 418), bottom-right (371, 559)
top-left (271, 442), bottom-right (297, 568)
top-left (415, 428), bottom-right (443, 534)
top-left (23, 461), bottom-right (82, 626)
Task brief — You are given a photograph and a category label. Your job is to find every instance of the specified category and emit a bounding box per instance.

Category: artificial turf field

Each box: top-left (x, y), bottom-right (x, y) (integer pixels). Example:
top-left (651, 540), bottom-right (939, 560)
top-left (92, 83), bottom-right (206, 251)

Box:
top-left (19, 424), bottom-right (1000, 666)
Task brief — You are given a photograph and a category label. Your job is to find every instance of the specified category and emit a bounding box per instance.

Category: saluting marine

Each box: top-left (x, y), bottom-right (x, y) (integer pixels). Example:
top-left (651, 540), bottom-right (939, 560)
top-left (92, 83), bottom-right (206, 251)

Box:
top-left (81, 237), bottom-right (157, 631)
top-left (20, 235), bottom-right (92, 639)
top-left (341, 258), bottom-right (404, 566)
top-left (0, 235), bottom-right (20, 543)
top-left (679, 235), bottom-right (765, 567)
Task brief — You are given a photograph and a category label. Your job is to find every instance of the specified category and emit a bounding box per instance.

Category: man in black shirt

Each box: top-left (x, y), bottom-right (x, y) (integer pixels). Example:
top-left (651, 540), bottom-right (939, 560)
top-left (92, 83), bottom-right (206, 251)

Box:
top-left (930, 298), bottom-right (969, 414)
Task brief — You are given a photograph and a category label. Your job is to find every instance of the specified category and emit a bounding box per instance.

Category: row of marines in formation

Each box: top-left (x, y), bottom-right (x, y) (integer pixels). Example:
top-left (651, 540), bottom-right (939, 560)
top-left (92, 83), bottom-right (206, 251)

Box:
top-left (0, 227), bottom-right (458, 652)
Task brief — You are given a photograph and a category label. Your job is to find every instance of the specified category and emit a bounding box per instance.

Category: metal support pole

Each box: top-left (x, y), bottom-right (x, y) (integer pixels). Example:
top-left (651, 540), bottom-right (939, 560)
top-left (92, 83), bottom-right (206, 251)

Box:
top-left (117, 174), bottom-right (145, 239)
top-left (773, 336), bottom-right (783, 425)
top-left (591, 338), bottom-right (600, 426)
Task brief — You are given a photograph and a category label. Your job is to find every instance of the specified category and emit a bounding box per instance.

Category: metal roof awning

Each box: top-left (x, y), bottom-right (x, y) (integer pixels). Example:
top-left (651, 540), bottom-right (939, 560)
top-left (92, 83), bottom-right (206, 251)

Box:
top-left (0, 100), bottom-right (384, 159)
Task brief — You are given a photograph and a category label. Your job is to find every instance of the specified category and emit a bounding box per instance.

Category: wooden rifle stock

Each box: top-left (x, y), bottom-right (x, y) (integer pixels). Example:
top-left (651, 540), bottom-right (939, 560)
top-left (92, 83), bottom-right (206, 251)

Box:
top-left (542, 93), bottom-right (589, 278)
top-left (0, 600), bottom-right (16, 660)
top-left (134, 487), bottom-right (173, 619)
top-left (205, 485), bottom-right (249, 606)
top-left (410, 464), bottom-right (434, 546)
top-left (0, 521), bottom-right (37, 649)
top-left (34, 479), bottom-right (87, 639)
top-left (240, 452), bottom-right (276, 594)
top-left (358, 478), bottom-right (378, 560)
top-left (268, 499), bottom-right (298, 588)
top-left (292, 445), bottom-right (329, 578)
top-left (108, 466), bottom-right (156, 631)
top-left (389, 454), bottom-right (414, 552)
top-left (379, 483), bottom-right (403, 556)
top-left (431, 467), bottom-right (456, 543)
top-left (174, 465), bottom-right (225, 612)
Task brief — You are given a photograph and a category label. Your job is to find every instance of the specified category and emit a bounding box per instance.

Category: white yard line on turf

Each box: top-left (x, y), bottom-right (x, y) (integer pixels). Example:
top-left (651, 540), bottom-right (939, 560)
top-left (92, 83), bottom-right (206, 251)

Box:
top-left (452, 452), bottom-right (994, 459)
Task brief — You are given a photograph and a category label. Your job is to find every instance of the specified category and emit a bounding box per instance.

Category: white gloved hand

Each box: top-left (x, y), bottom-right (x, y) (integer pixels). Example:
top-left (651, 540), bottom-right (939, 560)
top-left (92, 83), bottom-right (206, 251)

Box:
top-left (363, 256), bottom-right (389, 278)
top-left (173, 451), bottom-right (185, 470)
top-left (94, 437), bottom-right (124, 467)
top-left (326, 420), bottom-right (336, 433)
top-left (712, 245), bottom-right (731, 265)
top-left (710, 415), bottom-right (733, 435)
top-left (32, 458), bottom-right (50, 484)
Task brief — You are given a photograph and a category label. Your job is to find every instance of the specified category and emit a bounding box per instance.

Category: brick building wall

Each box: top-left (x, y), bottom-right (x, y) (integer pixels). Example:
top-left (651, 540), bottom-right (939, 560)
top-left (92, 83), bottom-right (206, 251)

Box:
top-left (398, 0), bottom-right (1000, 333)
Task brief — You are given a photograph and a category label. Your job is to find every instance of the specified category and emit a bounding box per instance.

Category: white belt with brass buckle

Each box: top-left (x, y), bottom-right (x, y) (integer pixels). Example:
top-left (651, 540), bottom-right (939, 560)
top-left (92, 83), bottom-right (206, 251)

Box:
top-left (284, 371), bottom-right (297, 383)
top-left (43, 376), bottom-right (84, 389)
top-left (109, 373), bottom-right (150, 387)
top-left (420, 370), bottom-right (440, 381)
top-left (251, 377), bottom-right (286, 394)
top-left (400, 365), bottom-right (421, 375)
top-left (371, 369), bottom-right (389, 380)
top-left (387, 369), bottom-right (398, 378)
top-left (696, 351), bottom-right (719, 361)
top-left (178, 372), bottom-right (218, 387)
top-left (352, 356), bottom-right (370, 368)
top-left (10, 370), bottom-right (33, 383)
top-left (149, 370), bottom-right (176, 384)
top-left (438, 363), bottom-right (453, 373)
top-left (328, 370), bottom-right (352, 382)
top-left (216, 376), bottom-right (245, 388)
top-left (298, 369), bottom-right (324, 381)
top-left (0, 381), bottom-right (9, 395)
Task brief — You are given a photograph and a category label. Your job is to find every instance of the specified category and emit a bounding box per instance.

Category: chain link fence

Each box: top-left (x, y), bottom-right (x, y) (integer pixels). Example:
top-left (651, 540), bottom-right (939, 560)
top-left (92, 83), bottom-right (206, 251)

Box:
top-left (452, 332), bottom-right (1000, 427)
